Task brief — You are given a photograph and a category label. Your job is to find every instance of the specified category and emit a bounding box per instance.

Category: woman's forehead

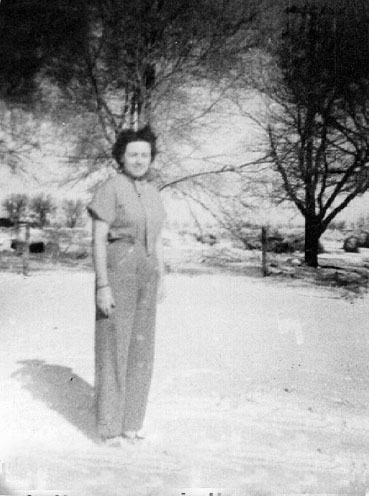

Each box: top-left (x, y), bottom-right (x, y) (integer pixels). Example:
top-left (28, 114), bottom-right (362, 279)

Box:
top-left (125, 141), bottom-right (151, 152)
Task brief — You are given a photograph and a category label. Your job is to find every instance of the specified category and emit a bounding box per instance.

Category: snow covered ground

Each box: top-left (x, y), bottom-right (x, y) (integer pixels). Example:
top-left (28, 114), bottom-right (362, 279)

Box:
top-left (1, 269), bottom-right (369, 495)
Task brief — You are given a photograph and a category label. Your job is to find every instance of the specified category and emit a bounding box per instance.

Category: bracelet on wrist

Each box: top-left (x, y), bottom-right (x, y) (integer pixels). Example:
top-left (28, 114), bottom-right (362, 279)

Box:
top-left (97, 284), bottom-right (110, 290)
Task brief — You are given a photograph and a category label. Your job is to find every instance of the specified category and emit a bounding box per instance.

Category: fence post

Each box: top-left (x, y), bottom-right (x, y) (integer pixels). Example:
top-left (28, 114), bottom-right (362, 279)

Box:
top-left (14, 220), bottom-right (22, 256)
top-left (22, 222), bottom-right (31, 276)
top-left (261, 226), bottom-right (268, 276)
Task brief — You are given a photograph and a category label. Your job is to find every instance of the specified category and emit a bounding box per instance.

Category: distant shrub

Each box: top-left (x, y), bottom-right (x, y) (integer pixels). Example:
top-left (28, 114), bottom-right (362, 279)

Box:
top-left (329, 220), bottom-right (346, 231)
top-left (352, 215), bottom-right (369, 231)
top-left (343, 231), bottom-right (369, 252)
top-left (343, 235), bottom-right (359, 253)
top-left (268, 236), bottom-right (324, 254)
top-left (237, 229), bottom-right (324, 254)
top-left (358, 231), bottom-right (369, 248)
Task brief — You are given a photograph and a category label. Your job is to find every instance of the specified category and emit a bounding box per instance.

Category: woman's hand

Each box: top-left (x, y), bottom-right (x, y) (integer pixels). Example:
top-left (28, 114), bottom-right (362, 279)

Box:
top-left (96, 286), bottom-right (116, 317)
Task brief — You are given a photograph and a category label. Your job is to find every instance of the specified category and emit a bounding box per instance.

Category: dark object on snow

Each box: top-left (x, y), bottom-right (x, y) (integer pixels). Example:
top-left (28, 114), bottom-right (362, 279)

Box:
top-left (343, 235), bottom-right (359, 253)
top-left (271, 239), bottom-right (294, 253)
top-left (0, 217), bottom-right (14, 227)
top-left (29, 241), bottom-right (45, 253)
top-left (268, 236), bottom-right (324, 254)
top-left (241, 230), bottom-right (324, 254)
top-left (11, 240), bottom-right (45, 253)
top-left (11, 239), bottom-right (25, 252)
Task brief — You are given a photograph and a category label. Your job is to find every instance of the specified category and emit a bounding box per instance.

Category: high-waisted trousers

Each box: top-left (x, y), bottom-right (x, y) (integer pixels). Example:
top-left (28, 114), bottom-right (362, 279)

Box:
top-left (95, 239), bottom-right (159, 439)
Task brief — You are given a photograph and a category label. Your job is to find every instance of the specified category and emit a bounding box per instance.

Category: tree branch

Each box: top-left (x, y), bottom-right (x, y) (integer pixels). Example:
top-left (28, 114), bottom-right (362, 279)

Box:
top-left (160, 155), bottom-right (269, 190)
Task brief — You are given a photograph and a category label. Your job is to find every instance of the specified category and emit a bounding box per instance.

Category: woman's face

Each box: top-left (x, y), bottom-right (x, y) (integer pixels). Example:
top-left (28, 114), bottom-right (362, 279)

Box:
top-left (121, 141), bottom-right (152, 179)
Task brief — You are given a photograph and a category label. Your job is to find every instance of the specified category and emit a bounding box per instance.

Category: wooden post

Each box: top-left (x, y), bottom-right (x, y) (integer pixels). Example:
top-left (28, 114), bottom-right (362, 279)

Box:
top-left (22, 222), bottom-right (31, 276)
top-left (261, 226), bottom-right (268, 276)
top-left (14, 220), bottom-right (22, 256)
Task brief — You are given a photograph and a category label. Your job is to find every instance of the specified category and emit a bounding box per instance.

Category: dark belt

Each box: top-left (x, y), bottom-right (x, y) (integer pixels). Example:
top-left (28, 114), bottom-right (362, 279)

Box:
top-left (108, 233), bottom-right (135, 244)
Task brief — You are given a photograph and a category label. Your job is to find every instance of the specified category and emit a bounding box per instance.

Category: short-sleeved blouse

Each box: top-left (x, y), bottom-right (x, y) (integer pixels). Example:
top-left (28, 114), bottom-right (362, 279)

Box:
top-left (88, 173), bottom-right (165, 255)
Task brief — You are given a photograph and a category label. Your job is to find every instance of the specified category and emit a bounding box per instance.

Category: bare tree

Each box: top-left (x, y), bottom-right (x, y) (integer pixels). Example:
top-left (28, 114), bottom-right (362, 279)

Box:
top-left (246, 0), bottom-right (369, 267)
top-left (29, 194), bottom-right (56, 227)
top-left (62, 199), bottom-right (85, 228)
top-left (2, 193), bottom-right (29, 225)
top-left (1, 0), bottom-right (261, 179)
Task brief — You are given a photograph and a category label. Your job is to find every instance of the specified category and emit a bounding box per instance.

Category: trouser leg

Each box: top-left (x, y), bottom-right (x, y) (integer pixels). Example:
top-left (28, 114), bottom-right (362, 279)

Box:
top-left (95, 257), bottom-right (137, 439)
top-left (122, 268), bottom-right (159, 432)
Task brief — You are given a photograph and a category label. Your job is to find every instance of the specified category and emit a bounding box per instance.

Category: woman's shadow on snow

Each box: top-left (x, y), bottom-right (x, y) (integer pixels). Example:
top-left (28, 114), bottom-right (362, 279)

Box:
top-left (12, 359), bottom-right (99, 443)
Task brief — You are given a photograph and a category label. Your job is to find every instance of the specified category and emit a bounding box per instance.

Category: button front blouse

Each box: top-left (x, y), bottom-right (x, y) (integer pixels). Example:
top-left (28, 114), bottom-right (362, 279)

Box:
top-left (88, 173), bottom-right (165, 254)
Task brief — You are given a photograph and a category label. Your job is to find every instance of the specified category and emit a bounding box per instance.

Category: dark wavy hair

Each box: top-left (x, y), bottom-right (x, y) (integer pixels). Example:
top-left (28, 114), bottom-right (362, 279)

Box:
top-left (112, 125), bottom-right (158, 166)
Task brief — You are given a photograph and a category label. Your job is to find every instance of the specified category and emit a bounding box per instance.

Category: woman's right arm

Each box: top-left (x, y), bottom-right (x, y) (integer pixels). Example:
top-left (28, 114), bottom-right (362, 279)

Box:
top-left (92, 218), bottom-right (115, 317)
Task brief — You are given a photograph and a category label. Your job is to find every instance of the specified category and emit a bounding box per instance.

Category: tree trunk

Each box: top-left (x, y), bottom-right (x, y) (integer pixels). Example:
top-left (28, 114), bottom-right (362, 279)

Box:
top-left (304, 216), bottom-right (321, 267)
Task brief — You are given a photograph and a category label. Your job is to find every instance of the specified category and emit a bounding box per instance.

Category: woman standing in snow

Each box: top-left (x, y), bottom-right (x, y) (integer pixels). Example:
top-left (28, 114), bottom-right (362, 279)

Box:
top-left (88, 126), bottom-right (166, 446)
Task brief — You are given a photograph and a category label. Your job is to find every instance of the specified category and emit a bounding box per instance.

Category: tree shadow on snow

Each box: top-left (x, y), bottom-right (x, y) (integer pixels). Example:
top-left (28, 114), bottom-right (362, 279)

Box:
top-left (12, 359), bottom-right (99, 443)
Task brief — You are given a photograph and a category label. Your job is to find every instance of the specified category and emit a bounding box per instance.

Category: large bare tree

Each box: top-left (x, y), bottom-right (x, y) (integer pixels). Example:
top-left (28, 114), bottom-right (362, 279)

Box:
top-left (0, 0), bottom-right (259, 177)
top-left (251, 0), bottom-right (369, 267)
